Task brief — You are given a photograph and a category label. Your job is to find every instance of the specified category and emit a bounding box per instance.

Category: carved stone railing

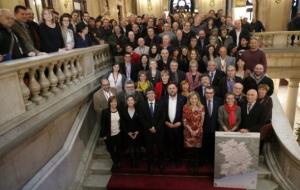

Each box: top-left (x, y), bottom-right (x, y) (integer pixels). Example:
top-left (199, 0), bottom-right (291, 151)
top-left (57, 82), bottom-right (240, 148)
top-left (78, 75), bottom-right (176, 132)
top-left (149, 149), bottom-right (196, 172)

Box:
top-left (254, 31), bottom-right (300, 48)
top-left (264, 96), bottom-right (300, 190)
top-left (0, 45), bottom-right (112, 131)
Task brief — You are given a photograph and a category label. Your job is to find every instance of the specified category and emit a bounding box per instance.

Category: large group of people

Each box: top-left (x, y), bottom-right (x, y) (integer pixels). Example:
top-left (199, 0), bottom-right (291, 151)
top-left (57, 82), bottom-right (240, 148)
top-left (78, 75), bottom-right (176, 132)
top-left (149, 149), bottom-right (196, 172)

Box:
top-left (1, 5), bottom-right (273, 173)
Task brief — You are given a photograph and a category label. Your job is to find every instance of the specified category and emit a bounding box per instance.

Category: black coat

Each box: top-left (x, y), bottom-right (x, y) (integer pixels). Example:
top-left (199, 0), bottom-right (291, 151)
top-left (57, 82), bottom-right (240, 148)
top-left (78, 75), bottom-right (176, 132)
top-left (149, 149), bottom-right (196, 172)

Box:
top-left (160, 95), bottom-right (187, 124)
top-left (0, 25), bottom-right (23, 60)
top-left (207, 70), bottom-right (226, 87)
top-left (240, 102), bottom-right (265, 132)
top-left (243, 75), bottom-right (274, 96)
top-left (203, 97), bottom-right (222, 134)
top-left (140, 100), bottom-right (165, 138)
top-left (218, 76), bottom-right (243, 99)
top-left (100, 109), bottom-right (122, 138)
top-left (120, 62), bottom-right (140, 82)
top-left (121, 108), bottom-right (142, 133)
top-left (169, 70), bottom-right (186, 87)
top-left (229, 29), bottom-right (250, 47)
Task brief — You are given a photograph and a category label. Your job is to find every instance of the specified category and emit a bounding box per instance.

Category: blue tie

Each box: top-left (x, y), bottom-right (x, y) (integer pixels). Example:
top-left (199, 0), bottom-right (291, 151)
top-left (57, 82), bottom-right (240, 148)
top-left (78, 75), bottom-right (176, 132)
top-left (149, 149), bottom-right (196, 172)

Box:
top-left (150, 102), bottom-right (154, 117)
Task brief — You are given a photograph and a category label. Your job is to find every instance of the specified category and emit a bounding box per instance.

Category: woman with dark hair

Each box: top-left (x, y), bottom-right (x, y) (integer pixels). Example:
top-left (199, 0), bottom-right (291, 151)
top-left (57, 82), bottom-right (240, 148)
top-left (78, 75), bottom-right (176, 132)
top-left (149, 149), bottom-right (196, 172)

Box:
top-left (74, 22), bottom-right (92, 48)
top-left (106, 63), bottom-right (126, 93)
top-left (39, 9), bottom-right (64, 53)
top-left (236, 57), bottom-right (246, 79)
top-left (180, 80), bottom-right (191, 98)
top-left (204, 17), bottom-right (215, 36)
top-left (178, 46), bottom-right (189, 72)
top-left (218, 93), bottom-right (241, 132)
top-left (60, 13), bottom-right (74, 50)
top-left (140, 54), bottom-right (150, 71)
top-left (202, 44), bottom-right (217, 66)
top-left (172, 47), bottom-right (180, 61)
top-left (100, 96), bottom-right (122, 170)
top-left (149, 44), bottom-right (161, 61)
top-left (121, 96), bottom-right (142, 167)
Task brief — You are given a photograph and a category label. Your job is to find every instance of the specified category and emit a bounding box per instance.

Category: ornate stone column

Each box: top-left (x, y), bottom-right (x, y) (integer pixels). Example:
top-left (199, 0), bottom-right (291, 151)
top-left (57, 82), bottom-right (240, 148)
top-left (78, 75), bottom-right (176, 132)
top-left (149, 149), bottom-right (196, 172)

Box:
top-left (286, 79), bottom-right (300, 127)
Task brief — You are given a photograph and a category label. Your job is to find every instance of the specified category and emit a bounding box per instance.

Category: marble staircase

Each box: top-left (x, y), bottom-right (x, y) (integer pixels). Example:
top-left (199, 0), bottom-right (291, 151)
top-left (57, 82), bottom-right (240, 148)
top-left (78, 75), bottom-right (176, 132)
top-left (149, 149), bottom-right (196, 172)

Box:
top-left (82, 141), bottom-right (279, 190)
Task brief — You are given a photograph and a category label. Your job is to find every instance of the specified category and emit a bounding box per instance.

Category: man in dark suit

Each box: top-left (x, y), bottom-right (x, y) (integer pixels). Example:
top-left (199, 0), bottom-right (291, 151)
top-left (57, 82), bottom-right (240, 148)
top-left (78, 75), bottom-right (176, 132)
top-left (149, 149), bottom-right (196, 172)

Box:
top-left (120, 52), bottom-right (140, 82)
top-left (243, 64), bottom-right (274, 96)
top-left (169, 61), bottom-right (186, 87)
top-left (196, 74), bottom-right (212, 104)
top-left (240, 89), bottom-right (265, 133)
top-left (218, 65), bottom-right (243, 100)
top-left (229, 19), bottom-right (250, 48)
top-left (197, 30), bottom-right (209, 54)
top-left (233, 82), bottom-right (246, 106)
top-left (206, 60), bottom-right (225, 88)
top-left (117, 80), bottom-right (144, 108)
top-left (202, 86), bottom-right (221, 164)
top-left (161, 83), bottom-right (186, 163)
top-left (141, 89), bottom-right (165, 172)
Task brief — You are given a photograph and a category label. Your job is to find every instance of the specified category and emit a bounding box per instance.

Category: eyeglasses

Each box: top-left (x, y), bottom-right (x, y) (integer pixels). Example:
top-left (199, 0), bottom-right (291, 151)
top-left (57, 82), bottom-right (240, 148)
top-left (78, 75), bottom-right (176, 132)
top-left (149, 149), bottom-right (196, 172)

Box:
top-left (205, 92), bottom-right (214, 94)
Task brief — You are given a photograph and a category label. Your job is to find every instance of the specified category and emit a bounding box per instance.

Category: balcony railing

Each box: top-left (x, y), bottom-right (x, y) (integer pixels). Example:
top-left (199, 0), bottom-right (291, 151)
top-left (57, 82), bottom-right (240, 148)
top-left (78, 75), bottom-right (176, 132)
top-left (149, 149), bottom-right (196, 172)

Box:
top-left (0, 45), bottom-right (112, 127)
top-left (253, 31), bottom-right (300, 48)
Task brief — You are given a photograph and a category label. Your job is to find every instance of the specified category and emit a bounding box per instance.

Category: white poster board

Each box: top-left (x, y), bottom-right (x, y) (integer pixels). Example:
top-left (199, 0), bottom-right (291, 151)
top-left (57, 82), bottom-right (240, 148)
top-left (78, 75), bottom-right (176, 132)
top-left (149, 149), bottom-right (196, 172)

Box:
top-left (214, 132), bottom-right (260, 189)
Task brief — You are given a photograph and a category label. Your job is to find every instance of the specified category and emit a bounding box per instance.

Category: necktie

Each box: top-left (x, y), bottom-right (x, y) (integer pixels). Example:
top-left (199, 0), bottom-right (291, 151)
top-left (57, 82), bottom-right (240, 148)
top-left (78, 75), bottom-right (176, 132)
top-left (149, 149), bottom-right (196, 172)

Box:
top-left (210, 72), bottom-right (214, 82)
top-left (208, 100), bottom-right (212, 116)
top-left (247, 103), bottom-right (252, 114)
top-left (150, 102), bottom-right (154, 117)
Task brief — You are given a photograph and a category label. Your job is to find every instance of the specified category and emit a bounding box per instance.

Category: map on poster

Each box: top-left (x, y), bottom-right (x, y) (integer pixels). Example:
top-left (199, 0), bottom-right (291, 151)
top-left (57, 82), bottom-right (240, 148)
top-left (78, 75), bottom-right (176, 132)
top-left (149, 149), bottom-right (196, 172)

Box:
top-left (214, 132), bottom-right (260, 189)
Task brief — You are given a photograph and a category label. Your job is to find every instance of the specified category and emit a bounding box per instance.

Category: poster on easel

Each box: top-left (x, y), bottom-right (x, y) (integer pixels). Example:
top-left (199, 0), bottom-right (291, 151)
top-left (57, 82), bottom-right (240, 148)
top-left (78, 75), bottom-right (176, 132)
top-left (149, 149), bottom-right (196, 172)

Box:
top-left (214, 132), bottom-right (260, 189)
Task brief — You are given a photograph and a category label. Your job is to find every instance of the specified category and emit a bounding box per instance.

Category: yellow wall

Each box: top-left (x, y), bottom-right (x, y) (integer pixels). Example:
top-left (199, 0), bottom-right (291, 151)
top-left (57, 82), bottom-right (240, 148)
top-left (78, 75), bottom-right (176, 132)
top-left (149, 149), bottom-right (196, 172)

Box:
top-left (0, 0), bottom-right (25, 9)
top-left (137, 0), bottom-right (164, 17)
top-left (196, 0), bottom-right (226, 16)
top-left (256, 0), bottom-right (292, 31)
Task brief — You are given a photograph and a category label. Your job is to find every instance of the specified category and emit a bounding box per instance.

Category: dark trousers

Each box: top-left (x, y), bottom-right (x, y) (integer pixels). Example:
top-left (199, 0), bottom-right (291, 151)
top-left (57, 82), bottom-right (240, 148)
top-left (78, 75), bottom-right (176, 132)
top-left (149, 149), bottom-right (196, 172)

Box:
top-left (165, 127), bottom-right (183, 161)
top-left (105, 133), bottom-right (121, 164)
top-left (145, 132), bottom-right (164, 165)
top-left (127, 136), bottom-right (140, 161)
top-left (202, 131), bottom-right (215, 164)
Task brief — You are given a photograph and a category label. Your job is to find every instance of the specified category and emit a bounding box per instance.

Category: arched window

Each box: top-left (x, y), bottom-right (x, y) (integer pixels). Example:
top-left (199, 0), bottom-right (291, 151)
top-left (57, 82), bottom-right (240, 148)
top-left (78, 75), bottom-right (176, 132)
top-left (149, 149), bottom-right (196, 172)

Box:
top-left (170, 0), bottom-right (194, 14)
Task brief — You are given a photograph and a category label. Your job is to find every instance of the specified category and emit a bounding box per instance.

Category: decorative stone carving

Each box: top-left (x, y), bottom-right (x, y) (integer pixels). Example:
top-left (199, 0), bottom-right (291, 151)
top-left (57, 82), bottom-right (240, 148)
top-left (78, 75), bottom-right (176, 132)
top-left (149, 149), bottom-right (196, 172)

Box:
top-left (76, 56), bottom-right (84, 80)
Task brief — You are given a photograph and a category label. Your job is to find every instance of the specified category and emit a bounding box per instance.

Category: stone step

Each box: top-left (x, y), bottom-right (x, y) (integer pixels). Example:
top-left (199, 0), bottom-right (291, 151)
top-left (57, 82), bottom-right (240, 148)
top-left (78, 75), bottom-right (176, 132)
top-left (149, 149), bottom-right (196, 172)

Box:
top-left (93, 146), bottom-right (110, 159)
top-left (258, 165), bottom-right (272, 179)
top-left (253, 179), bottom-right (279, 190)
top-left (90, 159), bottom-right (113, 175)
top-left (83, 174), bottom-right (110, 190)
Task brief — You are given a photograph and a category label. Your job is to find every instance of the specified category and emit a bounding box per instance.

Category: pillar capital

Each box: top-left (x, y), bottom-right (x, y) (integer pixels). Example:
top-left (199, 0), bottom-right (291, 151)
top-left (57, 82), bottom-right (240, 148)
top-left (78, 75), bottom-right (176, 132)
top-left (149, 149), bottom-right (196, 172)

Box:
top-left (288, 79), bottom-right (300, 88)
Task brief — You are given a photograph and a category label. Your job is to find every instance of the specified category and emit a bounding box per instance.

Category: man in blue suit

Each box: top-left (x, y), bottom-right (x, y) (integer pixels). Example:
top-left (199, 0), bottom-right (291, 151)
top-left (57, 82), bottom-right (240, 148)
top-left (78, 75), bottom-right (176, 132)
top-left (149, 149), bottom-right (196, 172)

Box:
top-left (202, 86), bottom-right (222, 164)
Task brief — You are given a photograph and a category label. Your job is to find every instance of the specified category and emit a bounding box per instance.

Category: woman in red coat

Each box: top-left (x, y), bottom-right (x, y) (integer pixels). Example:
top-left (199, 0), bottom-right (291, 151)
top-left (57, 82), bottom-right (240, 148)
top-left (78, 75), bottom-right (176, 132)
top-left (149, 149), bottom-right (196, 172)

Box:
top-left (154, 70), bottom-right (170, 101)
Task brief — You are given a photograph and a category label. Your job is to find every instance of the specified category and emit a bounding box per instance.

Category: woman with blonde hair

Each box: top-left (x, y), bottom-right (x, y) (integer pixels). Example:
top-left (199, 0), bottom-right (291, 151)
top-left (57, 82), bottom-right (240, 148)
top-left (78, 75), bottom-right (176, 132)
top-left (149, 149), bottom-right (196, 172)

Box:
top-left (183, 91), bottom-right (205, 171)
top-left (136, 70), bottom-right (153, 96)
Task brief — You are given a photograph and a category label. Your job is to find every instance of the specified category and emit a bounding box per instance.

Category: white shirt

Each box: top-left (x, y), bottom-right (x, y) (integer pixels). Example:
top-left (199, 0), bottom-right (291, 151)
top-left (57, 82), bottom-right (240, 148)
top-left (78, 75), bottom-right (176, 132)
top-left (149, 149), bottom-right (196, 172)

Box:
top-left (220, 57), bottom-right (226, 72)
top-left (103, 90), bottom-right (112, 101)
top-left (111, 111), bottom-right (120, 136)
top-left (168, 95), bottom-right (177, 123)
top-left (236, 30), bottom-right (241, 46)
top-left (108, 73), bottom-right (123, 93)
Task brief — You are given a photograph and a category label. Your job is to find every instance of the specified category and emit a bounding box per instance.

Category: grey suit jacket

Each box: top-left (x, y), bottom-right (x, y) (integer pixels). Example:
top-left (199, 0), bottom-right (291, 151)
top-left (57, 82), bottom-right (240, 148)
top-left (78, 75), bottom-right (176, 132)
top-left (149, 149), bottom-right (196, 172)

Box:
top-left (93, 88), bottom-right (117, 121)
top-left (218, 105), bottom-right (241, 131)
top-left (214, 56), bottom-right (236, 72)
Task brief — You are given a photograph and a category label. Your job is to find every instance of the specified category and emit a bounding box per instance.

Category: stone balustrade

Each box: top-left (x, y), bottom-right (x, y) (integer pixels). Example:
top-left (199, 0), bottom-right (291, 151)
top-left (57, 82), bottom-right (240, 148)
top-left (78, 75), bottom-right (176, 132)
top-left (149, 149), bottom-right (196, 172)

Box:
top-left (254, 31), bottom-right (300, 48)
top-left (0, 45), bottom-right (112, 130)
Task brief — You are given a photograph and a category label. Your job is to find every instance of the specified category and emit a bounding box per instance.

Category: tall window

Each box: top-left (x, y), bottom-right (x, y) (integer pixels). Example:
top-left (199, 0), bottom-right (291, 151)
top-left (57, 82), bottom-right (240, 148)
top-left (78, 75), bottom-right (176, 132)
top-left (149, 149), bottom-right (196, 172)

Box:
top-left (170, 0), bottom-right (194, 14)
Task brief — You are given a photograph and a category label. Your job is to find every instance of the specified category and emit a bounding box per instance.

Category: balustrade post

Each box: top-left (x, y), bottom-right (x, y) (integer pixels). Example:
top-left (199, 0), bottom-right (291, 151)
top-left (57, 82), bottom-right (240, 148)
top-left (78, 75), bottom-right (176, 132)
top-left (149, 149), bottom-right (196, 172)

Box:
top-left (18, 70), bottom-right (34, 110)
top-left (39, 65), bottom-right (53, 99)
top-left (286, 79), bottom-right (300, 128)
top-left (29, 67), bottom-right (45, 105)
top-left (56, 61), bottom-right (66, 89)
top-left (63, 60), bottom-right (73, 86)
top-left (70, 58), bottom-right (79, 84)
top-left (76, 56), bottom-right (84, 80)
top-left (48, 62), bottom-right (60, 95)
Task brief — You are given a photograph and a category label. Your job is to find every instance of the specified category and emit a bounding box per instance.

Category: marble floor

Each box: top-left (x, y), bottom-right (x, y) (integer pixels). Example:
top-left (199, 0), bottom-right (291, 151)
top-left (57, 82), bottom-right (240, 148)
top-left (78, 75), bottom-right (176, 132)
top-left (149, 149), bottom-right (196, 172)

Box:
top-left (277, 86), bottom-right (300, 130)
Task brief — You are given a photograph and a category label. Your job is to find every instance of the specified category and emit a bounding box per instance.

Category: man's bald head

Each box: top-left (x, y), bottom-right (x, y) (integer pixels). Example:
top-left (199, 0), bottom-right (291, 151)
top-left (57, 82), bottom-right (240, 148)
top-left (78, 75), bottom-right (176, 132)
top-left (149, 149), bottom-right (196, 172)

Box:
top-left (0, 9), bottom-right (15, 28)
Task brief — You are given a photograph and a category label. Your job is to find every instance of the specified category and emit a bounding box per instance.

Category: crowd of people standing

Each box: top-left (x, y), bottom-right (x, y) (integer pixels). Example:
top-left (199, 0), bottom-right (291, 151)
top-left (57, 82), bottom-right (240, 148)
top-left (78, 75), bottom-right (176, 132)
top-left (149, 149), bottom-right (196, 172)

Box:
top-left (0, 5), bottom-right (273, 173)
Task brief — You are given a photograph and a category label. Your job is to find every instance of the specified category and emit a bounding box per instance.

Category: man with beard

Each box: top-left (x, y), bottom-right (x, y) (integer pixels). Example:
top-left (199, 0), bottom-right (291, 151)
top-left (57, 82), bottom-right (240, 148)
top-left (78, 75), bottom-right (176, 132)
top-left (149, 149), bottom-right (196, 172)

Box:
top-left (117, 80), bottom-right (144, 108)
top-left (243, 64), bottom-right (274, 96)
